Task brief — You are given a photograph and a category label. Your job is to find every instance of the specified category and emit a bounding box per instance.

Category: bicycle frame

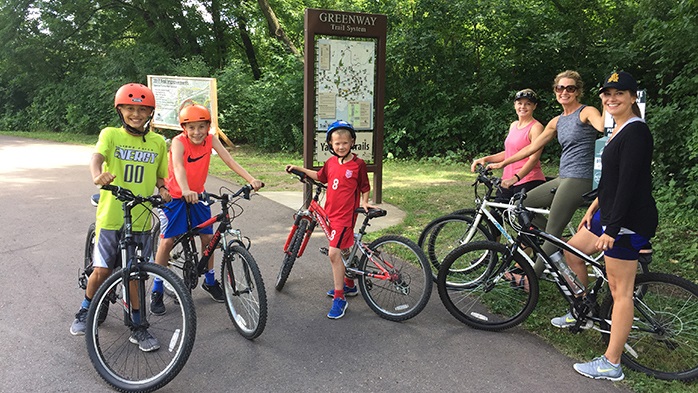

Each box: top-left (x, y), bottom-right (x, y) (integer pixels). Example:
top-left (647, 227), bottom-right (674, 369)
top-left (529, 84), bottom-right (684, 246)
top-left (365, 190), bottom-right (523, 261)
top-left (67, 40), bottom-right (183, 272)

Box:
top-left (282, 173), bottom-right (397, 282)
top-left (107, 187), bottom-right (163, 330)
top-left (171, 188), bottom-right (251, 279)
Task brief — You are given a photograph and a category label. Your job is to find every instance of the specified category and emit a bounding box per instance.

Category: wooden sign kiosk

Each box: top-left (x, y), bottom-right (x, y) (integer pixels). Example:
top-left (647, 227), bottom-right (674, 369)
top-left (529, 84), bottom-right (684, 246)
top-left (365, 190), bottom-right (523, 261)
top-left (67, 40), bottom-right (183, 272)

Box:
top-left (303, 9), bottom-right (387, 204)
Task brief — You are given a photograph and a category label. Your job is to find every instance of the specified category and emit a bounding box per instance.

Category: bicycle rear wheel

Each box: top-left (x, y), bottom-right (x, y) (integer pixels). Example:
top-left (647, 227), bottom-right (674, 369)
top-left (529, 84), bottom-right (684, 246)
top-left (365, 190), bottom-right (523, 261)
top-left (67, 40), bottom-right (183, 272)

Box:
top-left (437, 241), bottom-right (539, 331)
top-left (85, 263), bottom-right (197, 392)
top-left (421, 214), bottom-right (493, 280)
top-left (599, 272), bottom-right (698, 381)
top-left (275, 219), bottom-right (308, 291)
top-left (417, 208), bottom-right (479, 251)
top-left (358, 235), bottom-right (432, 321)
top-left (221, 243), bottom-right (268, 340)
top-left (83, 223), bottom-right (111, 324)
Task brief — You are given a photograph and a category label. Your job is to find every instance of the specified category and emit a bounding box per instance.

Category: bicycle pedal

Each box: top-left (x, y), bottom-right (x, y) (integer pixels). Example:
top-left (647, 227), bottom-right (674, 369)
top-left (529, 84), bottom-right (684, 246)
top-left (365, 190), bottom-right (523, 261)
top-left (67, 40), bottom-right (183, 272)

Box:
top-left (319, 247), bottom-right (329, 256)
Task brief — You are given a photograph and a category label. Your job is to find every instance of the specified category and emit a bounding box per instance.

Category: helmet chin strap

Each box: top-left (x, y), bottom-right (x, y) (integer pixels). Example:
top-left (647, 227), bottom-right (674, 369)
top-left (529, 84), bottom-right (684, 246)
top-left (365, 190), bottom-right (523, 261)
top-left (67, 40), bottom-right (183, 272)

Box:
top-left (117, 109), bottom-right (152, 137)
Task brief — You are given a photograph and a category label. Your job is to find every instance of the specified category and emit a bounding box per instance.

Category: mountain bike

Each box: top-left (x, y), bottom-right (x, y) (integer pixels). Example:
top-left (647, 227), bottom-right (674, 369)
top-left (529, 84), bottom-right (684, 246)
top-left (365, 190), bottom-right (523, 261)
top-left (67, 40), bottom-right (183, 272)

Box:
top-left (436, 190), bottom-right (698, 381)
top-left (276, 168), bottom-right (432, 322)
top-left (166, 184), bottom-right (267, 339)
top-left (85, 185), bottom-right (196, 392)
top-left (419, 165), bottom-right (651, 279)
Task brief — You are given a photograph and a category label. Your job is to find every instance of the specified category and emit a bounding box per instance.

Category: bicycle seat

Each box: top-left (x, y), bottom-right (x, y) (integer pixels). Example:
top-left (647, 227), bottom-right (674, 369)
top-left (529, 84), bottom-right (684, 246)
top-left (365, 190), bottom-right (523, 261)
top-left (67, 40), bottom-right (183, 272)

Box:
top-left (355, 207), bottom-right (387, 219)
top-left (91, 193), bottom-right (100, 207)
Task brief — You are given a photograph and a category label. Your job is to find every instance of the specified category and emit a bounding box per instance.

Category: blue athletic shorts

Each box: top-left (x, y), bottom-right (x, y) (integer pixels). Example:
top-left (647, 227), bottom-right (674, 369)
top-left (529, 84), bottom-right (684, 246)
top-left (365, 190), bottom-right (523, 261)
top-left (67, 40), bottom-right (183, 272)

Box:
top-left (160, 199), bottom-right (213, 238)
top-left (588, 210), bottom-right (650, 260)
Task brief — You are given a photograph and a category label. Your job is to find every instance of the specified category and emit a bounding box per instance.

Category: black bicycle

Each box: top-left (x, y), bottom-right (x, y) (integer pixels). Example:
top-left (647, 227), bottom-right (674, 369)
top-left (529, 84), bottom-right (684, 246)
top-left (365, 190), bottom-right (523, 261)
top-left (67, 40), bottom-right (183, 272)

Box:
top-left (436, 190), bottom-right (698, 381)
top-left (85, 185), bottom-right (196, 392)
top-left (166, 184), bottom-right (267, 339)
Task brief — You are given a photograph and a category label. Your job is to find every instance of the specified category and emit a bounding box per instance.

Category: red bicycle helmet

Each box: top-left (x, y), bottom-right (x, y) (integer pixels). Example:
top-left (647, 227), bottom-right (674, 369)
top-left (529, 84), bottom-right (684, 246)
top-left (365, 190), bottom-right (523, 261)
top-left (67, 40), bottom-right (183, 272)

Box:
top-left (179, 104), bottom-right (211, 128)
top-left (114, 83), bottom-right (156, 108)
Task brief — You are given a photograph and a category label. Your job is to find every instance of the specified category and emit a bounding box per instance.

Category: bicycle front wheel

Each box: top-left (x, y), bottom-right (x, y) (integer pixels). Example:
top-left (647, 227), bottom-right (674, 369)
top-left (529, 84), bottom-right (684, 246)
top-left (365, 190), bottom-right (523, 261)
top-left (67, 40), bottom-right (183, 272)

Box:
top-left (358, 235), bottom-right (432, 321)
top-left (437, 241), bottom-right (539, 331)
top-left (599, 272), bottom-right (698, 381)
top-left (221, 243), bottom-right (268, 340)
top-left (275, 219), bottom-right (308, 291)
top-left (422, 214), bottom-right (493, 280)
top-left (85, 263), bottom-right (197, 392)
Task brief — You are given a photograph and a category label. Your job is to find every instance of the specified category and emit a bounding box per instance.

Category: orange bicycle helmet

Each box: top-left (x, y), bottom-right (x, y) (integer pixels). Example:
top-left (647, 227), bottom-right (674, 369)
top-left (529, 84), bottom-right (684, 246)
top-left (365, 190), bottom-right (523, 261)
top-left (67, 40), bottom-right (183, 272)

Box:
top-left (114, 83), bottom-right (156, 108)
top-left (179, 104), bottom-right (211, 128)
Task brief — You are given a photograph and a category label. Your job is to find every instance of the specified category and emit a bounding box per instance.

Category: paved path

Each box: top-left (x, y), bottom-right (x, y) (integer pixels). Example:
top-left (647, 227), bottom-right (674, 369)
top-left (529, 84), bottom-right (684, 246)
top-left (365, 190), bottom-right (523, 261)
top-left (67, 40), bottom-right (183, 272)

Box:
top-left (0, 135), bottom-right (630, 392)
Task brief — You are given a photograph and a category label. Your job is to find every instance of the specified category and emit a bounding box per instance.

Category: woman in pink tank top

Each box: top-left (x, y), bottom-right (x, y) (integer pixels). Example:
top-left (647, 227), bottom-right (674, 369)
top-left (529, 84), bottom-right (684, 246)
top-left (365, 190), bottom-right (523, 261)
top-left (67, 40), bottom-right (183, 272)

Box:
top-left (471, 88), bottom-right (546, 203)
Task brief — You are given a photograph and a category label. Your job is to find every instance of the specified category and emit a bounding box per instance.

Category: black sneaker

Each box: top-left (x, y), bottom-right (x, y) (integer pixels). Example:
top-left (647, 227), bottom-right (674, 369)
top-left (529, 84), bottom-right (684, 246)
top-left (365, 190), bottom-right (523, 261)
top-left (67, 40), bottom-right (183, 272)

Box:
top-left (129, 327), bottom-right (160, 352)
top-left (202, 280), bottom-right (225, 303)
top-left (70, 308), bottom-right (88, 336)
top-left (150, 291), bottom-right (166, 315)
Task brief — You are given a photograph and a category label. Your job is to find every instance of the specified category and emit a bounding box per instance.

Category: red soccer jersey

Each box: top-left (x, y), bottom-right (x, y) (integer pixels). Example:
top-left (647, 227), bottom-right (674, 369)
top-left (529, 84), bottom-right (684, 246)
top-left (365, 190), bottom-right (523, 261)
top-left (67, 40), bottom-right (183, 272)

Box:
top-left (316, 154), bottom-right (370, 227)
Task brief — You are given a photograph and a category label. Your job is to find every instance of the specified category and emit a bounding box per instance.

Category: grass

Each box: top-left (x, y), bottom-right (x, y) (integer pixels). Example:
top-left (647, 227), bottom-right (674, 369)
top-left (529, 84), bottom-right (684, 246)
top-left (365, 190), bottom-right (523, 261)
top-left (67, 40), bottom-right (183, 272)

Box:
top-left (4, 130), bottom-right (696, 392)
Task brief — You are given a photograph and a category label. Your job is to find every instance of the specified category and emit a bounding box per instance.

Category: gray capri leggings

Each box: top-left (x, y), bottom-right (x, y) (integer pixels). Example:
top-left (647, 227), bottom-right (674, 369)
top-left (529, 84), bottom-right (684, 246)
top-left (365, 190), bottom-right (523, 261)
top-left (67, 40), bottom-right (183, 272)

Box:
top-left (522, 177), bottom-right (592, 276)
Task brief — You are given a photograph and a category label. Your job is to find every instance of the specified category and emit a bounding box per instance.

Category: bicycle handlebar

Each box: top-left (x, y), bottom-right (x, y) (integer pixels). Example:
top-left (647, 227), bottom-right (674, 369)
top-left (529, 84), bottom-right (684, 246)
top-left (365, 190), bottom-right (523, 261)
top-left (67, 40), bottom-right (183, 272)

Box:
top-left (473, 164), bottom-right (501, 198)
top-left (198, 183), bottom-right (264, 203)
top-left (101, 184), bottom-right (166, 208)
top-left (287, 168), bottom-right (327, 190)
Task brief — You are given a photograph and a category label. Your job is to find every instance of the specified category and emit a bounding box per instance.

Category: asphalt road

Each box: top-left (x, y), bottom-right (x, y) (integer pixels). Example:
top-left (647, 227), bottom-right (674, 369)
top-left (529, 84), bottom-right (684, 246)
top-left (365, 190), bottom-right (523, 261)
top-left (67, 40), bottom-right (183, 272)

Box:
top-left (0, 135), bottom-right (630, 393)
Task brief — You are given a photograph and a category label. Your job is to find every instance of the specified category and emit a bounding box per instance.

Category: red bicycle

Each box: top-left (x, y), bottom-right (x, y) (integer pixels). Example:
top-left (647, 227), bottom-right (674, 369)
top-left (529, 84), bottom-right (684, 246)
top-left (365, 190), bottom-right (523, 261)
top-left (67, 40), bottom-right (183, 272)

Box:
top-left (275, 169), bottom-right (432, 322)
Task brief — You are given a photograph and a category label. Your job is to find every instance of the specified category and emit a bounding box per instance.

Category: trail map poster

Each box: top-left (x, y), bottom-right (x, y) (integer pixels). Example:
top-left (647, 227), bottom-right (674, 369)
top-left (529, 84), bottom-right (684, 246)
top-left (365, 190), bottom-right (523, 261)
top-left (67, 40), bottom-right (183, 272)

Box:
top-left (315, 38), bottom-right (375, 131)
top-left (147, 75), bottom-right (217, 130)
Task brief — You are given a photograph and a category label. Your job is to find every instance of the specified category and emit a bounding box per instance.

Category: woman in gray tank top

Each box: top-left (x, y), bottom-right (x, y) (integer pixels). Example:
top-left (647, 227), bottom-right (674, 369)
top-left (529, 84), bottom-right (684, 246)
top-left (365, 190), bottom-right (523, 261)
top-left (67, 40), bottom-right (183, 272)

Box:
top-left (489, 70), bottom-right (604, 276)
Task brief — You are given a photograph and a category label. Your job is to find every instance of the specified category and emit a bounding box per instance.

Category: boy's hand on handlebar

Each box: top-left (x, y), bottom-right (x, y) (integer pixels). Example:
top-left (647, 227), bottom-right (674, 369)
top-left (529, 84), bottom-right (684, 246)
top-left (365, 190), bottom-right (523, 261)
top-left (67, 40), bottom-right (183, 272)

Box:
top-left (182, 190), bottom-right (199, 204)
top-left (159, 187), bottom-right (172, 202)
top-left (94, 171), bottom-right (116, 186)
top-left (250, 179), bottom-right (264, 191)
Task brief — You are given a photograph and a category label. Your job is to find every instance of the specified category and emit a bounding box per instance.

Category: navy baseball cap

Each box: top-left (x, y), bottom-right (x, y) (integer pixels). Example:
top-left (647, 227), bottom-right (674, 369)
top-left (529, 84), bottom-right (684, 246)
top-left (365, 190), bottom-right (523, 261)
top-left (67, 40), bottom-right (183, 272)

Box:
top-left (599, 71), bottom-right (638, 93)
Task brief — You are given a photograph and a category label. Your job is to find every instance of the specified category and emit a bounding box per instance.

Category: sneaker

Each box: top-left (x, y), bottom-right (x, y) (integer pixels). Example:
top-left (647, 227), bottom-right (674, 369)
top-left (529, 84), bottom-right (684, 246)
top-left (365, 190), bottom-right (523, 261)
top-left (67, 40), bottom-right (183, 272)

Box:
top-left (202, 280), bottom-right (225, 303)
top-left (326, 284), bottom-right (359, 297)
top-left (327, 298), bottom-right (348, 319)
top-left (551, 311), bottom-right (577, 328)
top-left (70, 308), bottom-right (88, 336)
top-left (150, 291), bottom-right (166, 316)
top-left (129, 327), bottom-right (161, 352)
top-left (573, 355), bottom-right (624, 381)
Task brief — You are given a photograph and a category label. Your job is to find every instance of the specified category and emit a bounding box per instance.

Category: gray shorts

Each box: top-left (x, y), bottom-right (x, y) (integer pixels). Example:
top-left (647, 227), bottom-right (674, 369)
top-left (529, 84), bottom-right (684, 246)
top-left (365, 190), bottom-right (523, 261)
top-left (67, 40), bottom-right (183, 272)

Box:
top-left (93, 228), bottom-right (154, 269)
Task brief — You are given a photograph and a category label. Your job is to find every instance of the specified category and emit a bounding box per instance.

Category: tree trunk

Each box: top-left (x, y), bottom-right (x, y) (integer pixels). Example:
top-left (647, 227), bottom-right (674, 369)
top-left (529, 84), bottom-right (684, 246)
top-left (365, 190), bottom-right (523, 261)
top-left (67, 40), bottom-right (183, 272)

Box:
top-left (256, 0), bottom-right (302, 60)
top-left (238, 17), bottom-right (262, 80)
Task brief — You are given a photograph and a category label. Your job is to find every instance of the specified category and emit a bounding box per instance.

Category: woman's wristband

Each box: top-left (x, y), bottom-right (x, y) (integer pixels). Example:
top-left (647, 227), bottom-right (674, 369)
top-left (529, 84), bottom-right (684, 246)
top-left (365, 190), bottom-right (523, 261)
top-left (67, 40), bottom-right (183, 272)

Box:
top-left (514, 173), bottom-right (521, 181)
top-left (158, 185), bottom-right (168, 191)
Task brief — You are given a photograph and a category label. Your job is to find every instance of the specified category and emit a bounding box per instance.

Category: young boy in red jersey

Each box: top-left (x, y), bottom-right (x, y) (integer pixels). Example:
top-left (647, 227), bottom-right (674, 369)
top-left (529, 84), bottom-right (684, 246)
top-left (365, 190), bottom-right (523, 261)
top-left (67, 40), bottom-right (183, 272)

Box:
top-left (286, 120), bottom-right (375, 319)
top-left (151, 104), bottom-right (263, 314)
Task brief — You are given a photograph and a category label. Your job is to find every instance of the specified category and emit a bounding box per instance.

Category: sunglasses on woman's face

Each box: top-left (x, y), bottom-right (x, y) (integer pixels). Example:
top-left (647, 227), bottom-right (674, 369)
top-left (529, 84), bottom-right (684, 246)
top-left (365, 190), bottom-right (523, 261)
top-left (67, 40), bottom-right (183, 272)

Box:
top-left (554, 85), bottom-right (578, 93)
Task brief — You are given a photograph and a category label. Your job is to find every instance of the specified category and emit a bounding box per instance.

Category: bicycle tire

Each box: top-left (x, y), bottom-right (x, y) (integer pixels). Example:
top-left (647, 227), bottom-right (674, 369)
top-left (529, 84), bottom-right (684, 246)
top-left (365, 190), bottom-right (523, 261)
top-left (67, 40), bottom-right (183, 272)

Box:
top-left (85, 263), bottom-right (196, 392)
top-left (275, 219), bottom-right (308, 291)
top-left (84, 223), bottom-right (110, 324)
top-left (84, 223), bottom-right (96, 276)
top-left (150, 218), bottom-right (161, 260)
top-left (221, 243), bottom-right (268, 340)
top-left (417, 209), bottom-right (478, 250)
top-left (357, 235), bottom-right (432, 321)
top-left (598, 272), bottom-right (698, 381)
top-left (422, 214), bottom-right (494, 280)
top-left (437, 241), bottom-right (539, 331)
